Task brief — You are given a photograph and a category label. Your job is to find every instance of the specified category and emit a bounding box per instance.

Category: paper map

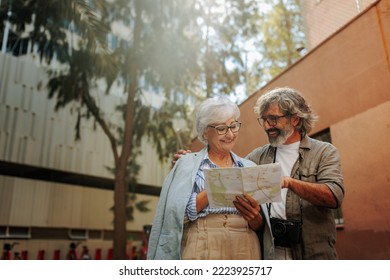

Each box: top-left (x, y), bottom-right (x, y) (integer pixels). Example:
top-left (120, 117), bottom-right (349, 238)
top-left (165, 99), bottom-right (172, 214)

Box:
top-left (203, 163), bottom-right (282, 208)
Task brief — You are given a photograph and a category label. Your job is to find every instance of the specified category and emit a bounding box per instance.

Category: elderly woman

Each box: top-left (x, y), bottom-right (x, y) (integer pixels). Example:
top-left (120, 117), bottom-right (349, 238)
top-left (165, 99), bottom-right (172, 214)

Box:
top-left (147, 97), bottom-right (274, 260)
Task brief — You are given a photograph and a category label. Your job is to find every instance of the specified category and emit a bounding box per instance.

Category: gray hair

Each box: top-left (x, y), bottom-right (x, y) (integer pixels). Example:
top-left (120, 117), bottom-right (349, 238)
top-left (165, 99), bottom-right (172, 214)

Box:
top-left (196, 97), bottom-right (240, 144)
top-left (254, 87), bottom-right (318, 135)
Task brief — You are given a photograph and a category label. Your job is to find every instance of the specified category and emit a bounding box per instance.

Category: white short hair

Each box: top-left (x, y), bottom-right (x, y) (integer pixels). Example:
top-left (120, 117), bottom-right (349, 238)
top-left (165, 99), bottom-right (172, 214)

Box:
top-left (195, 97), bottom-right (240, 144)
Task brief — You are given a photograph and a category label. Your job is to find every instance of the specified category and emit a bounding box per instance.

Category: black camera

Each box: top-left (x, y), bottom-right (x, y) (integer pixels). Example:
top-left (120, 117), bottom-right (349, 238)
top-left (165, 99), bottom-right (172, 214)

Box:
top-left (270, 217), bottom-right (302, 247)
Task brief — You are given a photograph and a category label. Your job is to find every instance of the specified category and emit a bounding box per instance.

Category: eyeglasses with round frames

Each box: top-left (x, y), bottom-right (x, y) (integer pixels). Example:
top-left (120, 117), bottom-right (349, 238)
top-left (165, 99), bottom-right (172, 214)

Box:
top-left (257, 115), bottom-right (287, 127)
top-left (208, 122), bottom-right (242, 135)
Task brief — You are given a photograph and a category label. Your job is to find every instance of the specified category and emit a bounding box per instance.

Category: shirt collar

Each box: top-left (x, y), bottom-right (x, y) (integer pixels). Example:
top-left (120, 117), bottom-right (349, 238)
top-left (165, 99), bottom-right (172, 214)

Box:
top-left (202, 149), bottom-right (244, 167)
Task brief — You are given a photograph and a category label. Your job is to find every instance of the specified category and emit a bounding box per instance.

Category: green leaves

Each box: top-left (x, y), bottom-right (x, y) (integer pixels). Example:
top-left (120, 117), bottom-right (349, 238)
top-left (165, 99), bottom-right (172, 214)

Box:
top-left (256, 0), bottom-right (305, 81)
top-left (4, 0), bottom-right (306, 224)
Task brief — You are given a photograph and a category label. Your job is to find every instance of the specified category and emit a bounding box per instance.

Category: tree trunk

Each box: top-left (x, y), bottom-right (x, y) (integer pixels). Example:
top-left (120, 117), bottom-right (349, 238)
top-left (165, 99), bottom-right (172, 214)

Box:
top-left (112, 0), bottom-right (143, 260)
top-left (113, 167), bottom-right (127, 259)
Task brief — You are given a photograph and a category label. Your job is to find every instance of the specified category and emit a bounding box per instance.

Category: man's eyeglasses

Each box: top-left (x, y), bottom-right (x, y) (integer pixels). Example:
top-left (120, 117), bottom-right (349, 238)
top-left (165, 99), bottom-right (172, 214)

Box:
top-left (208, 122), bottom-right (242, 135)
top-left (257, 115), bottom-right (287, 127)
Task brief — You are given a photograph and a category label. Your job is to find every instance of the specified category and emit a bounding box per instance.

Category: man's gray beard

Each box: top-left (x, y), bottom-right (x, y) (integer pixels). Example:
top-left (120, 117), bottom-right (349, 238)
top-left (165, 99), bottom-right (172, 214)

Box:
top-left (268, 125), bottom-right (294, 147)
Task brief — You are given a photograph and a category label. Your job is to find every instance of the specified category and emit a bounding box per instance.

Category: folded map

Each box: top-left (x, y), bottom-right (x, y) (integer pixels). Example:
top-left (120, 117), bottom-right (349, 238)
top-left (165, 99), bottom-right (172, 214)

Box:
top-left (203, 162), bottom-right (282, 208)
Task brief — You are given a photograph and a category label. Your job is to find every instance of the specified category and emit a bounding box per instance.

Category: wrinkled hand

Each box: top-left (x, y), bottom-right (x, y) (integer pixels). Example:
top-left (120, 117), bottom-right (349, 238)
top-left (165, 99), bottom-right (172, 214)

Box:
top-left (233, 193), bottom-right (263, 231)
top-left (233, 193), bottom-right (260, 221)
top-left (281, 176), bottom-right (293, 189)
top-left (171, 149), bottom-right (192, 166)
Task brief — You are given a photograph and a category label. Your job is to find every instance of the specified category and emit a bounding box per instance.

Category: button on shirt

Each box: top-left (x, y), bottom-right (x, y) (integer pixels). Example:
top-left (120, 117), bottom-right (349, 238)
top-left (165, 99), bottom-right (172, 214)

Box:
top-left (185, 152), bottom-right (244, 222)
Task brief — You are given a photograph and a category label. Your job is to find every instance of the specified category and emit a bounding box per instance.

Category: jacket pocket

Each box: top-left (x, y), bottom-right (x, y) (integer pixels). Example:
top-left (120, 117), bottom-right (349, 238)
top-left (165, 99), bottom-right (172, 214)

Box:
top-left (299, 168), bottom-right (317, 183)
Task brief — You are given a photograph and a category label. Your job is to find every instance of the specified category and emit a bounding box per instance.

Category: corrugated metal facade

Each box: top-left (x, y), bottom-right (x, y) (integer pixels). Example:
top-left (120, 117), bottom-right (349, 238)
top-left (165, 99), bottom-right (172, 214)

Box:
top-left (0, 54), bottom-right (163, 259)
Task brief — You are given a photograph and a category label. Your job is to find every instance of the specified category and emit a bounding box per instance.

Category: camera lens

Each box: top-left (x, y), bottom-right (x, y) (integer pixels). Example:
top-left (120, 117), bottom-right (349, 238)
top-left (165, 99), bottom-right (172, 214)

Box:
top-left (273, 222), bottom-right (286, 237)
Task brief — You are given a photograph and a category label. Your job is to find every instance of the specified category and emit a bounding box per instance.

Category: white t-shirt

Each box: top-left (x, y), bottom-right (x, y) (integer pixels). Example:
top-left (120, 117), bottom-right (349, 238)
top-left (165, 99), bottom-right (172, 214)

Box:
top-left (270, 141), bottom-right (300, 219)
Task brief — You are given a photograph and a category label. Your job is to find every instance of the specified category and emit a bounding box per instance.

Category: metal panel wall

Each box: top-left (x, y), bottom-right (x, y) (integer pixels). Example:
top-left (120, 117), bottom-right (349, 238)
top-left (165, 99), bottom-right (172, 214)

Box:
top-left (0, 53), bottom-right (165, 232)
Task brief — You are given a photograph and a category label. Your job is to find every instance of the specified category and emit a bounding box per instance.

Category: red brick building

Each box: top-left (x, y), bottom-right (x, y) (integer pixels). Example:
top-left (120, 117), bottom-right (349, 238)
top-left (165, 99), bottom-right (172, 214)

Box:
top-left (192, 0), bottom-right (390, 259)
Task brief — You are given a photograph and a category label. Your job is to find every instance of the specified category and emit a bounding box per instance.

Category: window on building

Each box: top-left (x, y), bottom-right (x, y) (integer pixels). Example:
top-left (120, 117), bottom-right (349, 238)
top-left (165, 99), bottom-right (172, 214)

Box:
top-left (107, 33), bottom-right (118, 49)
top-left (0, 226), bottom-right (6, 238)
top-left (88, 230), bottom-right (103, 240)
top-left (0, 226), bottom-right (31, 238)
top-left (68, 229), bottom-right (87, 240)
top-left (8, 227), bottom-right (31, 238)
top-left (311, 128), bottom-right (344, 228)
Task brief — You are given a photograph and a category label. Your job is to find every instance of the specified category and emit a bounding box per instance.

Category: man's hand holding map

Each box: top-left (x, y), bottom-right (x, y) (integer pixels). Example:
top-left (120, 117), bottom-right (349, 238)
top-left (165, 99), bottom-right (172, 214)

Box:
top-left (204, 163), bottom-right (282, 208)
